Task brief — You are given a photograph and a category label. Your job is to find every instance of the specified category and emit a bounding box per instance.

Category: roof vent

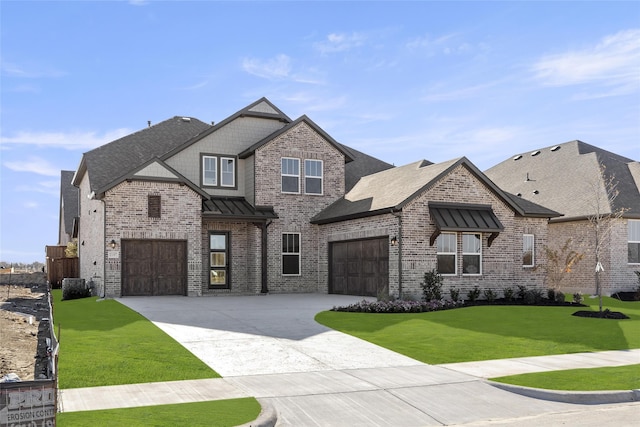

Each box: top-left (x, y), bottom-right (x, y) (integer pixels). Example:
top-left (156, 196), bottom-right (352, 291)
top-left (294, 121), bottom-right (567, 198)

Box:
top-left (181, 117), bottom-right (191, 122)
top-left (531, 150), bottom-right (540, 156)
top-left (550, 145), bottom-right (561, 152)
top-left (516, 193), bottom-right (522, 197)
top-left (513, 155), bottom-right (522, 161)
top-left (532, 190), bottom-right (539, 195)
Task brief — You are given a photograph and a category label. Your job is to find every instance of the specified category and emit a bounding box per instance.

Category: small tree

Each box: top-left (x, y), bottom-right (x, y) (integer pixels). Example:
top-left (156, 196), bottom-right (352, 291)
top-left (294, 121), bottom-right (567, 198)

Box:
top-left (65, 239), bottom-right (78, 258)
top-left (421, 269), bottom-right (443, 301)
top-left (543, 238), bottom-right (584, 292)
top-left (586, 163), bottom-right (627, 313)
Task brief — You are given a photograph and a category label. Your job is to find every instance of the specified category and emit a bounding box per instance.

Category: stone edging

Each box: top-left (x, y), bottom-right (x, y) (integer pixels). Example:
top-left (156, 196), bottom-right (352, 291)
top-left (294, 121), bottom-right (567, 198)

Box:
top-left (487, 380), bottom-right (640, 404)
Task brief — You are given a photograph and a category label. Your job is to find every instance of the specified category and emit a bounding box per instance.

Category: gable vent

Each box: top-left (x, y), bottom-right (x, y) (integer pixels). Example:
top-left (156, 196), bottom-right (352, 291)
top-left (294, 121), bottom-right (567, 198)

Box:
top-left (531, 150), bottom-right (540, 156)
top-left (513, 155), bottom-right (522, 161)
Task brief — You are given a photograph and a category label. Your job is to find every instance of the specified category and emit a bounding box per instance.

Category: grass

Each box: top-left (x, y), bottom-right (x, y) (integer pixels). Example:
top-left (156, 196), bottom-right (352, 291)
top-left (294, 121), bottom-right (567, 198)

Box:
top-left (491, 364), bottom-right (640, 391)
top-left (53, 290), bottom-right (220, 389)
top-left (56, 398), bottom-right (261, 426)
top-left (315, 296), bottom-right (640, 365)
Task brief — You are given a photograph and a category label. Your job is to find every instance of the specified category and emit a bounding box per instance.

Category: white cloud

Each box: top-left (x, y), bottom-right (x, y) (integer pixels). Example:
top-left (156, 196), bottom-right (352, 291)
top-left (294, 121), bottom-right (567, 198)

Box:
top-left (242, 54), bottom-right (292, 80)
top-left (531, 29), bottom-right (640, 96)
top-left (0, 128), bottom-right (132, 150)
top-left (314, 32), bottom-right (367, 54)
top-left (4, 157), bottom-right (61, 177)
top-left (0, 60), bottom-right (66, 79)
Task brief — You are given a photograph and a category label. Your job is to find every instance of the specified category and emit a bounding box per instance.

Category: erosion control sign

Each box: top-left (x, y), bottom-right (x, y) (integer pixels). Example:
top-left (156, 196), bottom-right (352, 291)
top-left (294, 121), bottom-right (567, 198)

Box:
top-left (0, 381), bottom-right (56, 427)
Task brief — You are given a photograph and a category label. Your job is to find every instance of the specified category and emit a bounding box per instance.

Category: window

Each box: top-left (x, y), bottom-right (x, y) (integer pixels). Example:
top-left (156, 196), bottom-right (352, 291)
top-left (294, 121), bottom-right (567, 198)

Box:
top-left (281, 158), bottom-right (300, 193)
top-left (436, 233), bottom-right (457, 275)
top-left (304, 159), bottom-right (323, 195)
top-left (523, 234), bottom-right (535, 267)
top-left (282, 233), bottom-right (300, 275)
top-left (203, 155), bottom-right (217, 186)
top-left (148, 195), bottom-right (161, 218)
top-left (209, 233), bottom-right (229, 288)
top-left (629, 220), bottom-right (640, 264)
top-left (221, 157), bottom-right (235, 187)
top-left (463, 233), bottom-right (482, 275)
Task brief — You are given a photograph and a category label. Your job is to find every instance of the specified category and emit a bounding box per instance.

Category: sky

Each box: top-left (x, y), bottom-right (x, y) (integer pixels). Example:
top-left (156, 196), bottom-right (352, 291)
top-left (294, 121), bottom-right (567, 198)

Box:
top-left (1, 1), bottom-right (639, 263)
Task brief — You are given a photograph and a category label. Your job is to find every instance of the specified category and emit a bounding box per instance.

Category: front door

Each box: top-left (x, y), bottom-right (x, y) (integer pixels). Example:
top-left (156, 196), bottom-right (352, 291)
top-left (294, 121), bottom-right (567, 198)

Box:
top-left (209, 232), bottom-right (230, 289)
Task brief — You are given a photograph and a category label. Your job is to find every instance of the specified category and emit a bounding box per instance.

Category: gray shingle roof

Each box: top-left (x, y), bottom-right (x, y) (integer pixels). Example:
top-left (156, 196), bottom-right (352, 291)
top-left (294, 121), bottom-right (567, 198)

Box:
top-left (339, 144), bottom-right (395, 192)
top-left (79, 116), bottom-right (211, 195)
top-left (485, 140), bottom-right (640, 220)
top-left (60, 170), bottom-right (78, 241)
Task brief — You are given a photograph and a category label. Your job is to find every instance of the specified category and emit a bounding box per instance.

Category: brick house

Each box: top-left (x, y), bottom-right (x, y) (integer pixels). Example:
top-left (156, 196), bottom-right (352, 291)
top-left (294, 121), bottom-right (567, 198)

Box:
top-left (67, 98), bottom-right (559, 298)
top-left (486, 140), bottom-right (640, 295)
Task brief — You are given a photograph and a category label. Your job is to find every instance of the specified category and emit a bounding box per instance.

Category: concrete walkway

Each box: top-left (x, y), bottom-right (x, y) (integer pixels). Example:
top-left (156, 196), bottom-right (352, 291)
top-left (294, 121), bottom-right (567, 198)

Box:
top-left (58, 294), bottom-right (640, 426)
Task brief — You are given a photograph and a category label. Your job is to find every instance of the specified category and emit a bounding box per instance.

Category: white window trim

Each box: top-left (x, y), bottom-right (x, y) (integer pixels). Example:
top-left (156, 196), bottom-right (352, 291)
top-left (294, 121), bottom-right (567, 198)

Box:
top-left (202, 155), bottom-right (217, 186)
top-left (220, 157), bottom-right (235, 188)
top-left (304, 159), bottom-right (323, 195)
top-left (281, 157), bottom-right (300, 194)
top-left (437, 232), bottom-right (457, 276)
top-left (523, 234), bottom-right (535, 268)
top-left (462, 232), bottom-right (482, 276)
top-left (282, 232), bottom-right (301, 276)
top-left (629, 220), bottom-right (640, 265)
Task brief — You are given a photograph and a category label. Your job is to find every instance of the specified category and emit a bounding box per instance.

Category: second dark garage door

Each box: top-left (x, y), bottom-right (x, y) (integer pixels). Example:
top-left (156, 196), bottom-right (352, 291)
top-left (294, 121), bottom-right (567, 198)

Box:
top-left (330, 238), bottom-right (389, 297)
top-left (121, 239), bottom-right (187, 296)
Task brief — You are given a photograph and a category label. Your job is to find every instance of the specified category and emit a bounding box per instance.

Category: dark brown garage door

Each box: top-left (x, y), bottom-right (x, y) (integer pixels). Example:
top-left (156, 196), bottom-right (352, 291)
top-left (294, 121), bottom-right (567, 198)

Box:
top-left (122, 240), bottom-right (187, 296)
top-left (330, 238), bottom-right (389, 297)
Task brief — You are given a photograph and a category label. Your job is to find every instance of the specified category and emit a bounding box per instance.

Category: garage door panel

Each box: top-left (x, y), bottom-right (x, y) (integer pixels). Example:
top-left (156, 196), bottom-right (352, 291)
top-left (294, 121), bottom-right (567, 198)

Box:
top-left (330, 238), bottom-right (389, 297)
top-left (122, 240), bottom-right (187, 296)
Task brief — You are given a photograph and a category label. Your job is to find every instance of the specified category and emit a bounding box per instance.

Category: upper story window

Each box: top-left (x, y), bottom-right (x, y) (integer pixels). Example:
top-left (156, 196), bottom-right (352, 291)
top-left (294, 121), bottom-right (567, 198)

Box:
top-left (221, 157), bottom-right (235, 187)
top-left (463, 233), bottom-right (482, 275)
top-left (629, 220), bottom-right (640, 264)
top-left (436, 232), bottom-right (457, 275)
top-left (148, 195), bottom-right (161, 218)
top-left (281, 158), bottom-right (300, 194)
top-left (523, 234), bottom-right (535, 267)
top-left (202, 154), bottom-right (237, 189)
top-left (203, 155), bottom-right (217, 186)
top-left (304, 159), bottom-right (323, 195)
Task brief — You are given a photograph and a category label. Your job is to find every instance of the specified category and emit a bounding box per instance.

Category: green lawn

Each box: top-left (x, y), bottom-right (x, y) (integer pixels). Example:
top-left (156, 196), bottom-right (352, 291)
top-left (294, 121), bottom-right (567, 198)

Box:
top-left (53, 290), bottom-right (220, 389)
top-left (491, 364), bottom-right (640, 391)
top-left (56, 398), bottom-right (260, 427)
top-left (315, 297), bottom-right (640, 364)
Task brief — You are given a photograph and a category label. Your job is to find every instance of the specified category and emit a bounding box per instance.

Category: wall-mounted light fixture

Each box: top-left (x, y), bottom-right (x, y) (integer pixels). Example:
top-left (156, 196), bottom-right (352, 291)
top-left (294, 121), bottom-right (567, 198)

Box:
top-left (109, 239), bottom-right (117, 249)
top-left (390, 236), bottom-right (398, 246)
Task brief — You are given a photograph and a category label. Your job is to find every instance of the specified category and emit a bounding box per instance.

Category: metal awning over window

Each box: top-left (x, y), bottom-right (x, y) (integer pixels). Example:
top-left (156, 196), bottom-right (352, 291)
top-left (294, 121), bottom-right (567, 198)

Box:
top-left (203, 197), bottom-right (277, 221)
top-left (429, 202), bottom-right (504, 247)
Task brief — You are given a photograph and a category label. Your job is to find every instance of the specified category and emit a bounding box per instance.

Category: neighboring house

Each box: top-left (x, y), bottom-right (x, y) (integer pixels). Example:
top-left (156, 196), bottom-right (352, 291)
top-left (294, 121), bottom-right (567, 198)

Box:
top-left (65, 97), bottom-right (559, 298)
top-left (486, 140), bottom-right (640, 295)
top-left (58, 170), bottom-right (79, 246)
top-left (312, 157), bottom-right (560, 299)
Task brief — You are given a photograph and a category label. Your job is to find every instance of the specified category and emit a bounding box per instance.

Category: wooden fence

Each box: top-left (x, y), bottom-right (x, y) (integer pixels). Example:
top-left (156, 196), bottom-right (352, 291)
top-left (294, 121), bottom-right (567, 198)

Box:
top-left (45, 246), bottom-right (79, 288)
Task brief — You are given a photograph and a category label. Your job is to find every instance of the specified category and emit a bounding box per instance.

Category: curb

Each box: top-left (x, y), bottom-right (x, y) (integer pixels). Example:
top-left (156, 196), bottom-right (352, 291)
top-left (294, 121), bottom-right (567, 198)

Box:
top-left (487, 380), bottom-right (640, 404)
top-left (236, 399), bottom-right (277, 427)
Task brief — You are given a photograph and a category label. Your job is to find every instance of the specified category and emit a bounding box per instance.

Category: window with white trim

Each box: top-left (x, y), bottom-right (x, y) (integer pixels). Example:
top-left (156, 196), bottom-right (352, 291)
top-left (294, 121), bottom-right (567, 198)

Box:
top-left (203, 155), bottom-right (217, 186)
top-left (436, 232), bottom-right (457, 275)
top-left (282, 233), bottom-right (301, 275)
top-left (304, 159), bottom-right (323, 195)
top-left (629, 220), bottom-right (640, 264)
top-left (523, 234), bottom-right (535, 267)
top-left (221, 157), bottom-right (235, 187)
top-left (463, 233), bottom-right (482, 275)
top-left (281, 158), bottom-right (300, 193)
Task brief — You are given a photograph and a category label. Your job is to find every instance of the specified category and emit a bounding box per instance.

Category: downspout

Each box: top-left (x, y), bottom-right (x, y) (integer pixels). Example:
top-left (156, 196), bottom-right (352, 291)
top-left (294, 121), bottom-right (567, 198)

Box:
top-left (390, 209), bottom-right (403, 299)
top-left (100, 197), bottom-right (107, 298)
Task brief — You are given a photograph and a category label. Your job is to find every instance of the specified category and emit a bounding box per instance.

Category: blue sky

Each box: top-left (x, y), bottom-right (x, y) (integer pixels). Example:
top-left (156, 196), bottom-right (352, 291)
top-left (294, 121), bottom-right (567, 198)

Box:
top-left (1, 1), bottom-right (639, 263)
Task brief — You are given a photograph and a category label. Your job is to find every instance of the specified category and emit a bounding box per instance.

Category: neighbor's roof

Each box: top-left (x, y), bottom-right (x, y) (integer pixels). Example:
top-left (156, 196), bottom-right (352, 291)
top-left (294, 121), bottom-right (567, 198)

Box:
top-left (60, 170), bottom-right (79, 240)
top-left (73, 116), bottom-right (211, 195)
top-left (311, 157), bottom-right (559, 224)
top-left (485, 140), bottom-right (640, 221)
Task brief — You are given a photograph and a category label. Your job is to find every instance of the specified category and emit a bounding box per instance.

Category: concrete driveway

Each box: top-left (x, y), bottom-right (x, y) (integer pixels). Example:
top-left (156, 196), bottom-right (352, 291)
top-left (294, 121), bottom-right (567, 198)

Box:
top-left (119, 294), bottom-right (638, 426)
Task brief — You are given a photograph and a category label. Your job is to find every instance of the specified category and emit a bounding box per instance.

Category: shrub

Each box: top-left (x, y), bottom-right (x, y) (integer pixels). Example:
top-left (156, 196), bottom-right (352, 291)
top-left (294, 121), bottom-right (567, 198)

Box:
top-left (554, 291), bottom-right (565, 303)
top-left (503, 287), bottom-right (514, 301)
top-left (516, 285), bottom-right (528, 300)
top-left (547, 288), bottom-right (556, 301)
top-left (449, 287), bottom-right (460, 303)
top-left (524, 289), bottom-right (544, 305)
top-left (483, 288), bottom-right (497, 302)
top-left (467, 286), bottom-right (481, 303)
top-left (331, 299), bottom-right (461, 313)
top-left (421, 269), bottom-right (443, 302)
top-left (62, 282), bottom-right (91, 301)
top-left (573, 291), bottom-right (584, 304)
